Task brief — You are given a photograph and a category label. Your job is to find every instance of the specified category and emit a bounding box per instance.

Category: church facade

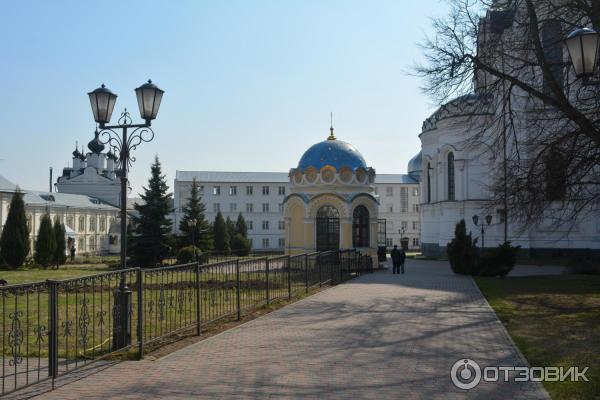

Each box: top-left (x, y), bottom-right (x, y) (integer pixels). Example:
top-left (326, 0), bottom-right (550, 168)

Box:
top-left (283, 128), bottom-right (380, 261)
top-left (419, 2), bottom-right (600, 257)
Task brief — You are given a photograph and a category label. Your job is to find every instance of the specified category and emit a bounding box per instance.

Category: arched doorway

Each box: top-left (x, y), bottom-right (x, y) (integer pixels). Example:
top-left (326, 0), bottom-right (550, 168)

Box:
top-left (352, 205), bottom-right (370, 248)
top-left (316, 205), bottom-right (340, 251)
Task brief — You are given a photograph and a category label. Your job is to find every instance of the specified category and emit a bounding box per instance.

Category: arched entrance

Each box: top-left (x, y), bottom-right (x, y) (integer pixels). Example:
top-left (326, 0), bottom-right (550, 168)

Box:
top-left (316, 205), bottom-right (340, 252)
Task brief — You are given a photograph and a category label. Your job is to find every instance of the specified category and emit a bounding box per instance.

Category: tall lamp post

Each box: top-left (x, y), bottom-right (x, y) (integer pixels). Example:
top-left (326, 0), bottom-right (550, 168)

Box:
top-left (398, 227), bottom-right (406, 250)
top-left (87, 80), bottom-right (164, 349)
top-left (188, 218), bottom-right (198, 262)
top-left (472, 214), bottom-right (492, 253)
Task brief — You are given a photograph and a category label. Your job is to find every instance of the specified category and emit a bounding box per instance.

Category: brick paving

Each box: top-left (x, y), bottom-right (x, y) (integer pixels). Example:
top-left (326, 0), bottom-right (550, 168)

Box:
top-left (15, 259), bottom-right (548, 399)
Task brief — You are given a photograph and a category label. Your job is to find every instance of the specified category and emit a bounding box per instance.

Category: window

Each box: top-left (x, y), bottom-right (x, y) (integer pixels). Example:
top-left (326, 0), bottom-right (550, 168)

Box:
top-left (78, 237), bottom-right (85, 251)
top-left (262, 203), bottom-right (269, 213)
top-left (386, 238), bottom-right (393, 247)
top-left (352, 205), bottom-right (370, 248)
top-left (262, 221), bottom-right (269, 230)
top-left (278, 238), bottom-right (285, 248)
top-left (89, 217), bottom-right (96, 232)
top-left (278, 203), bottom-right (284, 212)
top-left (400, 187), bottom-right (408, 212)
top-left (545, 149), bottom-right (567, 201)
top-left (388, 205), bottom-right (393, 213)
top-left (412, 204), bottom-right (419, 213)
top-left (89, 237), bottom-right (96, 251)
top-left (79, 216), bottom-right (86, 231)
top-left (246, 203), bottom-right (253, 213)
top-left (247, 221), bottom-right (253, 230)
top-left (427, 162), bottom-right (432, 203)
top-left (386, 187), bottom-right (393, 197)
top-left (542, 19), bottom-right (564, 96)
top-left (229, 186), bottom-right (237, 196)
top-left (246, 186), bottom-right (253, 196)
top-left (413, 237), bottom-right (420, 247)
top-left (447, 152), bottom-right (455, 201)
top-left (413, 187), bottom-right (419, 197)
top-left (100, 217), bottom-right (106, 232)
top-left (213, 186), bottom-right (220, 196)
top-left (213, 203), bottom-right (220, 213)
top-left (229, 203), bottom-right (237, 212)
top-left (262, 186), bottom-right (269, 195)
top-left (66, 216), bottom-right (74, 228)
top-left (412, 221), bottom-right (420, 230)
top-left (262, 238), bottom-right (269, 249)
top-left (278, 186), bottom-right (286, 196)
top-left (278, 221), bottom-right (285, 230)
top-left (401, 221), bottom-right (408, 231)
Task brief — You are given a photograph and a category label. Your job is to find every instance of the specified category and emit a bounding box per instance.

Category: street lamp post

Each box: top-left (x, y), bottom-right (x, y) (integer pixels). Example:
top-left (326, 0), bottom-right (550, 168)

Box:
top-left (398, 227), bottom-right (406, 249)
top-left (88, 80), bottom-right (164, 349)
top-left (472, 214), bottom-right (492, 253)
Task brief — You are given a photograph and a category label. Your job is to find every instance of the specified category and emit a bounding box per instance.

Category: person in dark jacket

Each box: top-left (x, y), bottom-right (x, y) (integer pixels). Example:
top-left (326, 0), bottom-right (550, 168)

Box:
top-left (391, 245), bottom-right (407, 274)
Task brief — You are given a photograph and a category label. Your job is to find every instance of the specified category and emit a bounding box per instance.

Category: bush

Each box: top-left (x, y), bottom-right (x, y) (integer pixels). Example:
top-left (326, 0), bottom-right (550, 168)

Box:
top-left (446, 220), bottom-right (479, 275)
top-left (231, 234), bottom-right (251, 257)
top-left (478, 242), bottom-right (520, 277)
top-left (176, 245), bottom-right (201, 264)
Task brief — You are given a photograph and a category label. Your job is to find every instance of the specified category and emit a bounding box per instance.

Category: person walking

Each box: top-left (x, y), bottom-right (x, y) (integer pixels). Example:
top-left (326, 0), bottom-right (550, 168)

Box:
top-left (391, 245), bottom-right (401, 274)
top-left (399, 246), bottom-right (406, 274)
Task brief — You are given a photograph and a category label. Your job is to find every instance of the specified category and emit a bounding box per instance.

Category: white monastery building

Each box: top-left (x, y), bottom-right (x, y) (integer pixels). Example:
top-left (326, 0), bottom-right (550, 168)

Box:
top-left (174, 159), bottom-right (421, 252)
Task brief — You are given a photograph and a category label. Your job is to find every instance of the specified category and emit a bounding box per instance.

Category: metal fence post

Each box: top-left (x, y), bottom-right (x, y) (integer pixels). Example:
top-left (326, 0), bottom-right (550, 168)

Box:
top-left (196, 262), bottom-right (202, 335)
top-left (136, 269), bottom-right (143, 358)
top-left (287, 255), bottom-right (292, 299)
top-left (265, 257), bottom-right (270, 305)
top-left (47, 280), bottom-right (58, 382)
top-left (236, 259), bottom-right (241, 321)
top-left (318, 254), bottom-right (322, 288)
top-left (304, 253), bottom-right (309, 293)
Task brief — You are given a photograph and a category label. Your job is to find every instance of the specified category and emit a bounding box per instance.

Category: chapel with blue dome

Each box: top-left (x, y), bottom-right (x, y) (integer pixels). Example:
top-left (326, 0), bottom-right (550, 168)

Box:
top-left (283, 125), bottom-right (379, 262)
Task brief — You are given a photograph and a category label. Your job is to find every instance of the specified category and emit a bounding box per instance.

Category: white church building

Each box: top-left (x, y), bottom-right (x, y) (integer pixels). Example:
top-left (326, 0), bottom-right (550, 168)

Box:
top-left (418, 2), bottom-right (600, 258)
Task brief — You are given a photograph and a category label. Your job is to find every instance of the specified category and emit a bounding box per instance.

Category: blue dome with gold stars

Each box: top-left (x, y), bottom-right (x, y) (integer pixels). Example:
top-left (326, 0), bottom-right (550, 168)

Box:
top-left (298, 129), bottom-right (367, 171)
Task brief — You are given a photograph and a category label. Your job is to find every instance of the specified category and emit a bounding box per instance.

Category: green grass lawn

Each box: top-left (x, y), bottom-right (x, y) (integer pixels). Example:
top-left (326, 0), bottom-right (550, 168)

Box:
top-left (475, 275), bottom-right (600, 400)
top-left (0, 263), bottom-right (113, 285)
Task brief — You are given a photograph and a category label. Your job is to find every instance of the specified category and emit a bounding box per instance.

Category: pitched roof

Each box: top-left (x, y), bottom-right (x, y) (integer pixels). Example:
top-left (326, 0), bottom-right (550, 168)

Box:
top-left (374, 174), bottom-right (419, 184)
top-left (23, 191), bottom-right (118, 211)
top-left (0, 175), bottom-right (17, 193)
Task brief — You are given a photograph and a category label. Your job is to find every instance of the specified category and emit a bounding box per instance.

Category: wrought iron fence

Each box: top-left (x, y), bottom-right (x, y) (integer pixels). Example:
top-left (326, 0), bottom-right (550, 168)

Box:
top-left (0, 249), bottom-right (371, 395)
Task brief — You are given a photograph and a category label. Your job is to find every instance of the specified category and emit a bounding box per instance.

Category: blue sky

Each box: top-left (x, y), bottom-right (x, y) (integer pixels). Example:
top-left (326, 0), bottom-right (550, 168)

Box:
top-left (0, 0), bottom-right (448, 195)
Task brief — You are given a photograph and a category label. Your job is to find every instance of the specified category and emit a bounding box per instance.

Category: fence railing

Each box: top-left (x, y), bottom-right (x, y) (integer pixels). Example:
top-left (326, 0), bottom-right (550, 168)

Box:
top-left (0, 249), bottom-right (372, 396)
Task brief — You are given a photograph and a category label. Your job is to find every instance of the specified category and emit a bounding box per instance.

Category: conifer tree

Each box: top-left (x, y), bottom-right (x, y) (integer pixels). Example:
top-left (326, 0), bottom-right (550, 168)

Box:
top-left (35, 213), bottom-right (56, 268)
top-left (130, 156), bottom-right (173, 267)
top-left (225, 217), bottom-right (236, 244)
top-left (235, 213), bottom-right (248, 238)
top-left (179, 178), bottom-right (213, 251)
top-left (213, 212), bottom-right (230, 255)
top-left (0, 191), bottom-right (30, 267)
top-left (53, 218), bottom-right (67, 268)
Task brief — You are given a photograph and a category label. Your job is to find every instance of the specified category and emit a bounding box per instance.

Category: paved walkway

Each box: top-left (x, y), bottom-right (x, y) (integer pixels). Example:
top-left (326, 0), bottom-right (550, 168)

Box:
top-left (21, 259), bottom-right (548, 399)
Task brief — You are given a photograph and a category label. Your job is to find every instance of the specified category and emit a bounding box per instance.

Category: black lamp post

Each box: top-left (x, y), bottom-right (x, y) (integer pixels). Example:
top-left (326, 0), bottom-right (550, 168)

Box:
top-left (398, 227), bottom-right (406, 249)
top-left (88, 80), bottom-right (164, 349)
top-left (472, 214), bottom-right (492, 253)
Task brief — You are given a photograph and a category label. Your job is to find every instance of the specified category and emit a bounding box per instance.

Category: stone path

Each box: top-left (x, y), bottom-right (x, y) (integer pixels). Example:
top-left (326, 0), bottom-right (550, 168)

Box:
top-left (16, 259), bottom-right (548, 399)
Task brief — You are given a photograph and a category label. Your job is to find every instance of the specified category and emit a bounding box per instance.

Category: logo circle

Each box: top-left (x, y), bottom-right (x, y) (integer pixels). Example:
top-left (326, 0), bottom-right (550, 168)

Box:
top-left (451, 359), bottom-right (481, 390)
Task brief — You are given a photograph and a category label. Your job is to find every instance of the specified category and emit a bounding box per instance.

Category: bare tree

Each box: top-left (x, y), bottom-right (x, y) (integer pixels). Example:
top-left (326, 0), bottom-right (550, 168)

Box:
top-left (415, 0), bottom-right (600, 233)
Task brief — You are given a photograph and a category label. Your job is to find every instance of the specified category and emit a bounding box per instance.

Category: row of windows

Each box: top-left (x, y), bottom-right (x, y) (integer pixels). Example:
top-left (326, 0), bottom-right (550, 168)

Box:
top-left (383, 187), bottom-right (419, 197)
top-left (244, 220), bottom-right (285, 231)
top-left (251, 238), bottom-right (285, 249)
top-left (387, 221), bottom-right (420, 231)
top-left (28, 215), bottom-right (114, 233)
top-left (208, 185), bottom-right (286, 196)
top-left (211, 203), bottom-right (284, 213)
top-left (385, 238), bottom-right (420, 247)
top-left (383, 204), bottom-right (420, 213)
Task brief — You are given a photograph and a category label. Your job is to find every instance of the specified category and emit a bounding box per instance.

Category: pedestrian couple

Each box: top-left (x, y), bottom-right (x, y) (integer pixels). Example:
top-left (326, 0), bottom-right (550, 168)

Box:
top-left (390, 245), bottom-right (406, 274)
